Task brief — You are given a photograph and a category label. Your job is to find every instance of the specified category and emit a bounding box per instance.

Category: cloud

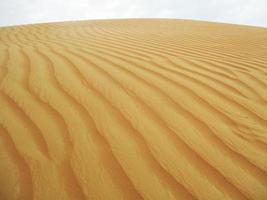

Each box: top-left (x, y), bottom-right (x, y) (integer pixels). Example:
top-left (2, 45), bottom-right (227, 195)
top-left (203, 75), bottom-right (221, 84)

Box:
top-left (0, 0), bottom-right (266, 27)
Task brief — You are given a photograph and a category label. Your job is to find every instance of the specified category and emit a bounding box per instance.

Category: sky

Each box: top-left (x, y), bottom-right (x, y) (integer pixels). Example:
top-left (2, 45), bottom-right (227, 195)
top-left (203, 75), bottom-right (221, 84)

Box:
top-left (0, 0), bottom-right (267, 27)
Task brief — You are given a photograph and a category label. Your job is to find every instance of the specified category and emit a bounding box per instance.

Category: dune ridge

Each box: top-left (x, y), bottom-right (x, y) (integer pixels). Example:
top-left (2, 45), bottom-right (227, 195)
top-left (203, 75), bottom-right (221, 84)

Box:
top-left (0, 19), bottom-right (267, 200)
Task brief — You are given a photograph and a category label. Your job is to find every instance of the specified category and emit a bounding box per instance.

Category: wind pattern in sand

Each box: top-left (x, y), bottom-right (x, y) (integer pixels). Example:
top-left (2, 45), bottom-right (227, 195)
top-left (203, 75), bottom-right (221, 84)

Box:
top-left (0, 19), bottom-right (267, 200)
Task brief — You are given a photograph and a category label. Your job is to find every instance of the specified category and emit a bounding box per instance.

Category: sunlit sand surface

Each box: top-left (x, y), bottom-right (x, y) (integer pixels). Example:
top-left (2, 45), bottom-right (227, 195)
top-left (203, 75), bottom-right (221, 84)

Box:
top-left (0, 19), bottom-right (267, 200)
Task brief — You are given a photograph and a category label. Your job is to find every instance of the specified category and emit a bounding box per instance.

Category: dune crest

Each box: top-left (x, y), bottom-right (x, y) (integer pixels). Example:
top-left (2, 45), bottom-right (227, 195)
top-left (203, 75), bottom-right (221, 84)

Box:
top-left (0, 19), bottom-right (267, 200)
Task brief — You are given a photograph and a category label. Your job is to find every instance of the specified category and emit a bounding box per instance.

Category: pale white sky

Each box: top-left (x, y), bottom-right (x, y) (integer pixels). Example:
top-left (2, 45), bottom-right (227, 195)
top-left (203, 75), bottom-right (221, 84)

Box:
top-left (0, 0), bottom-right (266, 27)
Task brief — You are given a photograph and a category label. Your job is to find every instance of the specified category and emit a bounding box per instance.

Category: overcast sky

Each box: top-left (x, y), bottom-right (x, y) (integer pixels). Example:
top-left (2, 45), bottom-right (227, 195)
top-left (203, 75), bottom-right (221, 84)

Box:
top-left (0, 0), bottom-right (266, 27)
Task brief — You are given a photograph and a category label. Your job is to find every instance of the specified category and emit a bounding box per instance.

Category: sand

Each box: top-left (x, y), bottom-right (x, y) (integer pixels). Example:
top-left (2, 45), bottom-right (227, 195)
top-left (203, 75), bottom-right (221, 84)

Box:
top-left (0, 19), bottom-right (267, 200)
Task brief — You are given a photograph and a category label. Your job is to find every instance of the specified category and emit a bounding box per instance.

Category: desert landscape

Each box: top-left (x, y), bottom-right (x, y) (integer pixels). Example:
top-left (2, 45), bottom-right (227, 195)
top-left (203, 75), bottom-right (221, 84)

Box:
top-left (0, 19), bottom-right (267, 200)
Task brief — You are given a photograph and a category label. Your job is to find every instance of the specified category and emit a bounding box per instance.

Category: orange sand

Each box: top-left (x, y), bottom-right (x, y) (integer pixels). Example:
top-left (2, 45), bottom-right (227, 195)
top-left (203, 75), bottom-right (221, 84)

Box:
top-left (0, 19), bottom-right (267, 200)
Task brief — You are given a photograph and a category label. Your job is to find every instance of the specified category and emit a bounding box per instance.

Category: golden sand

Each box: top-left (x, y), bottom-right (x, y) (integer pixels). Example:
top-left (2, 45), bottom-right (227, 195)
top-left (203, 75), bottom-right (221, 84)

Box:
top-left (0, 19), bottom-right (267, 200)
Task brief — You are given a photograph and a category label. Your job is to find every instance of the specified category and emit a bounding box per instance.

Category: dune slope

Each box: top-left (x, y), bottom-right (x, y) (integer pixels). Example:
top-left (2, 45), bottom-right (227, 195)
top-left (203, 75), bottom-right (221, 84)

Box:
top-left (0, 19), bottom-right (267, 200)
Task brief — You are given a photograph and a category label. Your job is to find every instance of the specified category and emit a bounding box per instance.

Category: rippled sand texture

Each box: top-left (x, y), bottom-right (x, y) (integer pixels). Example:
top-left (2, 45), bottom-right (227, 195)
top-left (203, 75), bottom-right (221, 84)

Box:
top-left (0, 19), bottom-right (267, 200)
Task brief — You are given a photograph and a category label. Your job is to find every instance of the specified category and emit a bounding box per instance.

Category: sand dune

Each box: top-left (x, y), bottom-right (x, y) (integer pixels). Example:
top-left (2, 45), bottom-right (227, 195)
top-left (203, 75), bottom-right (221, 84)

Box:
top-left (0, 19), bottom-right (267, 200)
